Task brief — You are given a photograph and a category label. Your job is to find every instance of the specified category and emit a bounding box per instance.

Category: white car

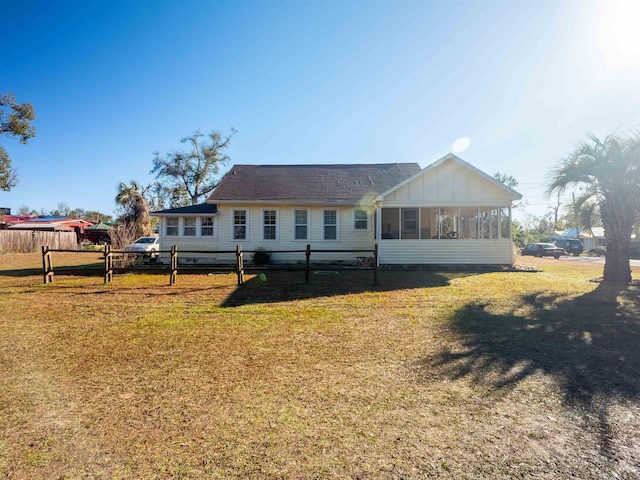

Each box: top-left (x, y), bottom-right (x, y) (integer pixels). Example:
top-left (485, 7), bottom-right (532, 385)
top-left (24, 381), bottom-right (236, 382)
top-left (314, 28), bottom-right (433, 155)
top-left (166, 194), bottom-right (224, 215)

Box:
top-left (124, 236), bottom-right (160, 258)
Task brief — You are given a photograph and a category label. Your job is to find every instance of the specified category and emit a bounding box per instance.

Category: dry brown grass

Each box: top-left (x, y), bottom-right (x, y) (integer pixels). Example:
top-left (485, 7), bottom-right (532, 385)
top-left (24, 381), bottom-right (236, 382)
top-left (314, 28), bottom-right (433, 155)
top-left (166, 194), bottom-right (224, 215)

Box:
top-left (1, 253), bottom-right (639, 479)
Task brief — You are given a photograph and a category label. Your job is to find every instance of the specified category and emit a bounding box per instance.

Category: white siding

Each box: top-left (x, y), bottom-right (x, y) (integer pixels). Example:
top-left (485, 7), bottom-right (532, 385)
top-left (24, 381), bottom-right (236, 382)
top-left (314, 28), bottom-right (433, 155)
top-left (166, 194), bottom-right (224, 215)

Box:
top-left (213, 204), bottom-right (376, 263)
top-left (379, 239), bottom-right (513, 265)
top-left (158, 216), bottom-right (219, 262)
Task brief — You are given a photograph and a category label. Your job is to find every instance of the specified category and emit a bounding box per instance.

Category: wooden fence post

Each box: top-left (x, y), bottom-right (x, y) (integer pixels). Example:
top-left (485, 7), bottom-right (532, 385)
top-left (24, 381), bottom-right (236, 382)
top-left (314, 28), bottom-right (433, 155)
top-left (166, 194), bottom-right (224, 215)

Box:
top-left (42, 245), bottom-right (54, 284)
top-left (104, 245), bottom-right (113, 284)
top-left (170, 245), bottom-right (178, 285)
top-left (305, 244), bottom-right (311, 284)
top-left (236, 244), bottom-right (244, 285)
top-left (373, 243), bottom-right (378, 286)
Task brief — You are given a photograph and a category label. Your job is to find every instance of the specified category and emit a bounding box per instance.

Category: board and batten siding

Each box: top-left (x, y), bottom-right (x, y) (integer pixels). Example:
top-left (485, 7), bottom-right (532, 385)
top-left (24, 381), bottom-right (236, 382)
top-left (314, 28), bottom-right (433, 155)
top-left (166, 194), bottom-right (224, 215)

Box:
top-left (214, 204), bottom-right (375, 263)
top-left (383, 160), bottom-right (513, 205)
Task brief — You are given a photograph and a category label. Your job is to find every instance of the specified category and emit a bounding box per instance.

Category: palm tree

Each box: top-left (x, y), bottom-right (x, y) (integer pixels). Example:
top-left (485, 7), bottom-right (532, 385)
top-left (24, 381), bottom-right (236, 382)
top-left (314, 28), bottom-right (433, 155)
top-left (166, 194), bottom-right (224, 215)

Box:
top-left (115, 180), bottom-right (152, 239)
top-left (546, 131), bottom-right (640, 283)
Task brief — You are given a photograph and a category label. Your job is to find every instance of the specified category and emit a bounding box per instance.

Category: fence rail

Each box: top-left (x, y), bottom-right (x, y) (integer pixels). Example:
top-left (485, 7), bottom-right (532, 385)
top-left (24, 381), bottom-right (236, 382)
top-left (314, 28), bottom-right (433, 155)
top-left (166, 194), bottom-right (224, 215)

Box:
top-left (40, 244), bottom-right (378, 286)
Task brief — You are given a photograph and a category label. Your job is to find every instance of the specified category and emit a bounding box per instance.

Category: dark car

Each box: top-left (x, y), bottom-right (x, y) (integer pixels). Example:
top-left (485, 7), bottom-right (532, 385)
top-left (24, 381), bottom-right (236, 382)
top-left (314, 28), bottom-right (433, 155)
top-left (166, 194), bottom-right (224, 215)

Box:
top-left (521, 243), bottom-right (565, 259)
top-left (554, 238), bottom-right (584, 256)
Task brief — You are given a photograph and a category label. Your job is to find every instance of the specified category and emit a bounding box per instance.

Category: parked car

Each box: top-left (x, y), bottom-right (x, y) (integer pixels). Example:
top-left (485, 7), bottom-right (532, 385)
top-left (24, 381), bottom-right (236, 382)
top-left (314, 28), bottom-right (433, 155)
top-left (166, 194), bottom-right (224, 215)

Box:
top-left (520, 243), bottom-right (565, 259)
top-left (124, 236), bottom-right (160, 258)
top-left (554, 238), bottom-right (584, 256)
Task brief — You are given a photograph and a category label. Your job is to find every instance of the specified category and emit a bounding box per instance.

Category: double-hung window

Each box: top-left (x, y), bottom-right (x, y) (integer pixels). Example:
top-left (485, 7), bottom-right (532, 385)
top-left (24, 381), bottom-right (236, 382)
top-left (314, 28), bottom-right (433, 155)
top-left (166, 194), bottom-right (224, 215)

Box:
top-left (294, 210), bottom-right (308, 240)
top-left (354, 209), bottom-right (368, 230)
top-left (323, 210), bottom-right (338, 240)
top-left (184, 218), bottom-right (196, 236)
top-left (263, 210), bottom-right (277, 240)
top-left (166, 217), bottom-right (178, 236)
top-left (201, 217), bottom-right (214, 236)
top-left (234, 210), bottom-right (247, 240)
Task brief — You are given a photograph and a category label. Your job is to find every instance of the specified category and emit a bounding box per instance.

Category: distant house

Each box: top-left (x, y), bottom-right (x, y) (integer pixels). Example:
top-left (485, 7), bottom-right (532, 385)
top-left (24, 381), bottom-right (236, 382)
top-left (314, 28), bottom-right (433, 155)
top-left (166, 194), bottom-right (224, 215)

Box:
top-left (0, 208), bottom-right (34, 230)
top-left (550, 227), bottom-right (606, 251)
top-left (7, 215), bottom-right (94, 233)
top-left (151, 154), bottom-right (522, 266)
top-left (83, 221), bottom-right (113, 244)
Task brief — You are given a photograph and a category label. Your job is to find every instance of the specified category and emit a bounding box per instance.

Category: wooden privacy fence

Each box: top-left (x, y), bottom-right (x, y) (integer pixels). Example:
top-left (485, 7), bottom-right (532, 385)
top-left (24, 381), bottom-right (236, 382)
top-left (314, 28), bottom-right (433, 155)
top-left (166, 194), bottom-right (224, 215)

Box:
top-left (41, 244), bottom-right (378, 286)
top-left (1, 230), bottom-right (77, 253)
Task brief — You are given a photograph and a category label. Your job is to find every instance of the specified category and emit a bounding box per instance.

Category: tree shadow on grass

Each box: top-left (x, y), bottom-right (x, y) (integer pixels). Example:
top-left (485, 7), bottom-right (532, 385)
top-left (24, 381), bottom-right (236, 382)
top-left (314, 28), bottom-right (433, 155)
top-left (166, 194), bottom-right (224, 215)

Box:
top-left (423, 281), bottom-right (640, 458)
top-left (221, 269), bottom-right (481, 307)
top-left (0, 267), bottom-right (44, 277)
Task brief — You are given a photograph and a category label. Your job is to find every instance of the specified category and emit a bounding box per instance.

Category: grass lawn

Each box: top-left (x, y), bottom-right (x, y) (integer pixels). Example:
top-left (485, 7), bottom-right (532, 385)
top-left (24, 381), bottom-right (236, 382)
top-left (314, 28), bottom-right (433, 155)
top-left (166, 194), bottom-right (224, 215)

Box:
top-left (1, 253), bottom-right (639, 479)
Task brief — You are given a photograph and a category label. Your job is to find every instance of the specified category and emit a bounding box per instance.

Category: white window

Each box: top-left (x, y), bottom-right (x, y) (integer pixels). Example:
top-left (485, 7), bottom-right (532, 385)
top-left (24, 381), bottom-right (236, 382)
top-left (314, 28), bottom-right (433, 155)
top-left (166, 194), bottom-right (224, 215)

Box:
top-left (166, 217), bottom-right (178, 236)
top-left (263, 209), bottom-right (277, 241)
top-left (323, 210), bottom-right (338, 240)
top-left (233, 210), bottom-right (247, 240)
top-left (201, 217), bottom-right (214, 236)
top-left (294, 209), bottom-right (309, 240)
top-left (184, 217), bottom-right (196, 236)
top-left (354, 209), bottom-right (368, 230)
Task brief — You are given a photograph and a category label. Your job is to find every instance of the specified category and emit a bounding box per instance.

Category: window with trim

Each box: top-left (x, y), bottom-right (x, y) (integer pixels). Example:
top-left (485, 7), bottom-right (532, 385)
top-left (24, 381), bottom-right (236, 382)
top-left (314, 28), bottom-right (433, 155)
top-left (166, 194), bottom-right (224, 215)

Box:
top-left (201, 217), bottom-right (214, 236)
top-left (294, 210), bottom-right (308, 240)
top-left (166, 217), bottom-right (178, 236)
top-left (323, 210), bottom-right (337, 240)
top-left (354, 209), bottom-right (368, 230)
top-left (263, 210), bottom-right (277, 240)
top-left (184, 217), bottom-right (196, 236)
top-left (234, 210), bottom-right (247, 240)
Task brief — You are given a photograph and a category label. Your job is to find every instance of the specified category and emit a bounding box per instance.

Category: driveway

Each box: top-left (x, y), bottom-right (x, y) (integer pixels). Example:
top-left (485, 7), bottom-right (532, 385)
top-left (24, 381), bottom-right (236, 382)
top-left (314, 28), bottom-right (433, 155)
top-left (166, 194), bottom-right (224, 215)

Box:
top-left (558, 255), bottom-right (640, 267)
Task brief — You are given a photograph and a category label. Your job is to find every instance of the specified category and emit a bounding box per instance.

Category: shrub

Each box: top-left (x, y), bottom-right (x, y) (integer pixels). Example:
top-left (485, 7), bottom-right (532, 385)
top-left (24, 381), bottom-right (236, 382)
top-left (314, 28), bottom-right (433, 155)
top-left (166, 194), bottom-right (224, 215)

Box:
top-left (251, 247), bottom-right (271, 265)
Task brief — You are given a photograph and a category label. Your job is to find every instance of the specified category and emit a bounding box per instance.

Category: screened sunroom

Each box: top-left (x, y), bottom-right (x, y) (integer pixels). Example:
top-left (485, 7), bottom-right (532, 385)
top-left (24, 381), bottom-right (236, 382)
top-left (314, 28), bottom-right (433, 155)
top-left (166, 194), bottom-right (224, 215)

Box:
top-left (375, 154), bottom-right (521, 265)
top-left (379, 206), bottom-right (512, 241)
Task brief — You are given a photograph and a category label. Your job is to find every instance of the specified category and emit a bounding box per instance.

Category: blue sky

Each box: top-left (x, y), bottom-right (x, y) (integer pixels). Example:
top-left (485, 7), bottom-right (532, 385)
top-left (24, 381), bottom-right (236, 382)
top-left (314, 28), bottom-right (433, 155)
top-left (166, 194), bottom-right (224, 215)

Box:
top-left (2, 0), bottom-right (639, 223)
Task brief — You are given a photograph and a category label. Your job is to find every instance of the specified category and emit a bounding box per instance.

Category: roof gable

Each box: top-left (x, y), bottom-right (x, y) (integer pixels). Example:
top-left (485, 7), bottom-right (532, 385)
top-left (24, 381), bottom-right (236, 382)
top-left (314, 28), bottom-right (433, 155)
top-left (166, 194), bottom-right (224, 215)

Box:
top-left (376, 154), bottom-right (522, 202)
top-left (207, 164), bottom-right (421, 204)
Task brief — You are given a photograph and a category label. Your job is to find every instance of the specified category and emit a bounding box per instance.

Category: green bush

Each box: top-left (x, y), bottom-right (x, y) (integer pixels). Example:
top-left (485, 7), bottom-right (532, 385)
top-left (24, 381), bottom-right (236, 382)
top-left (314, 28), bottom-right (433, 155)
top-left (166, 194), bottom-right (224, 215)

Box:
top-left (251, 247), bottom-right (272, 265)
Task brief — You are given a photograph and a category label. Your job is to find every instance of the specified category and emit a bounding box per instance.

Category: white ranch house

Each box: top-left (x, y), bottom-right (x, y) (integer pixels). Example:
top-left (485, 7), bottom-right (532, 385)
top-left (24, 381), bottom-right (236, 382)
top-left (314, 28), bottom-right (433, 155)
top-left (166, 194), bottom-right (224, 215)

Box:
top-left (151, 154), bottom-right (522, 266)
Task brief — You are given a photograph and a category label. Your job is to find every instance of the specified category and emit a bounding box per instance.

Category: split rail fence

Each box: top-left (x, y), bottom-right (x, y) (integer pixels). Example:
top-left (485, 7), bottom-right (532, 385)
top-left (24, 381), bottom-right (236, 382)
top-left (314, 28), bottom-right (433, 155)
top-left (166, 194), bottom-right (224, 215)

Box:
top-left (41, 244), bottom-right (379, 286)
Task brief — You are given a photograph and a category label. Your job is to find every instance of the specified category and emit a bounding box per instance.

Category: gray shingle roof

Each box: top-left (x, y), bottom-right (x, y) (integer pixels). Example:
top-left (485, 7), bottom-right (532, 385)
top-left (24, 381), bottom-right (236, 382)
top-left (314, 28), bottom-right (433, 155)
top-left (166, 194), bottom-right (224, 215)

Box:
top-left (208, 164), bottom-right (421, 203)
